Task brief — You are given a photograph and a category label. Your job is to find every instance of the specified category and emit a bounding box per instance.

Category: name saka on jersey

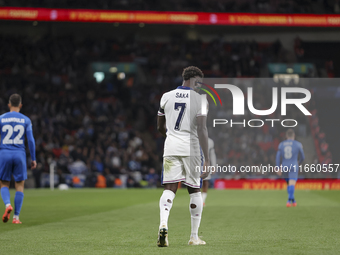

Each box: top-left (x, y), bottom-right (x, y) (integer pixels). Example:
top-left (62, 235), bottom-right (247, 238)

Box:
top-left (175, 92), bottom-right (189, 98)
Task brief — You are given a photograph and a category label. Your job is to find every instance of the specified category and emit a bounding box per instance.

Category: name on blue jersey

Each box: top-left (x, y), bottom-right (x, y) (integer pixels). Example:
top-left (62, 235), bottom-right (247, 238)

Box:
top-left (283, 141), bottom-right (293, 146)
top-left (1, 118), bottom-right (25, 123)
top-left (176, 93), bottom-right (188, 98)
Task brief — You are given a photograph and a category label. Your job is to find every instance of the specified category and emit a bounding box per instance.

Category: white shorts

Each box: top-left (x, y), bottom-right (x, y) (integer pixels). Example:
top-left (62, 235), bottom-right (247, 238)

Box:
top-left (162, 156), bottom-right (202, 188)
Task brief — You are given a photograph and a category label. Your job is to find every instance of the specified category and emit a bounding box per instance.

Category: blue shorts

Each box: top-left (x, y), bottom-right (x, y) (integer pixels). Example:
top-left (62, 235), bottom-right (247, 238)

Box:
top-left (288, 171), bottom-right (298, 181)
top-left (0, 150), bottom-right (27, 182)
top-left (281, 164), bottom-right (298, 181)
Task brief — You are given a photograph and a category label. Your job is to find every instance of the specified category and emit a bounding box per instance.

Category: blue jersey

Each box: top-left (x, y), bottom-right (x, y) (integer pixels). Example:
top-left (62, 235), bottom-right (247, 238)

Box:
top-left (276, 139), bottom-right (305, 169)
top-left (0, 111), bottom-right (36, 161)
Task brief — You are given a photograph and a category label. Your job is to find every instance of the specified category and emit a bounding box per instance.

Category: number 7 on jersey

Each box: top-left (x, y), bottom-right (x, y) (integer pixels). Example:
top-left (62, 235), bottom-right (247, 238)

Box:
top-left (174, 103), bottom-right (186, 131)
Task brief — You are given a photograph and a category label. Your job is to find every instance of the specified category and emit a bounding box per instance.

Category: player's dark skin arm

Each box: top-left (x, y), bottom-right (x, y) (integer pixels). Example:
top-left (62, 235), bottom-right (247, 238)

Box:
top-left (197, 116), bottom-right (210, 179)
top-left (157, 116), bottom-right (166, 138)
top-left (202, 180), bottom-right (209, 192)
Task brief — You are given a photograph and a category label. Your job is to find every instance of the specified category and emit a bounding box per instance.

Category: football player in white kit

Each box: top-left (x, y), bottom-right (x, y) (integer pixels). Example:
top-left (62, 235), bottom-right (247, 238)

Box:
top-left (157, 66), bottom-right (210, 247)
top-left (202, 138), bottom-right (216, 206)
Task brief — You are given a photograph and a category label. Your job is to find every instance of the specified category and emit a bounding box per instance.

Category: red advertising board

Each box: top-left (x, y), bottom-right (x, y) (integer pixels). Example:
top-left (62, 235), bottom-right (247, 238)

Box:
top-left (1, 7), bottom-right (340, 27)
top-left (214, 179), bottom-right (340, 190)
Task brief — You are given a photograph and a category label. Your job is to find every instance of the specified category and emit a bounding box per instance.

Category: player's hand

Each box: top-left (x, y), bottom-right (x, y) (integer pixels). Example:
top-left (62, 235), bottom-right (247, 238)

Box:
top-left (200, 160), bottom-right (210, 179)
top-left (31, 160), bottom-right (37, 169)
top-left (277, 168), bottom-right (282, 176)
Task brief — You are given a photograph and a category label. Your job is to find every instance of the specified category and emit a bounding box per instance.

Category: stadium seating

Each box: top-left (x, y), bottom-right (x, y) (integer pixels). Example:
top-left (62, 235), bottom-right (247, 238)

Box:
top-left (0, 34), bottom-right (333, 187)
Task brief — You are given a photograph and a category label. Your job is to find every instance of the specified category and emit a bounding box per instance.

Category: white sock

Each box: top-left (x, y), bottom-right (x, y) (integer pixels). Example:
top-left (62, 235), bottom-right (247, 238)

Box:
top-left (159, 190), bottom-right (175, 229)
top-left (13, 215), bottom-right (19, 220)
top-left (5, 203), bottom-right (11, 208)
top-left (202, 192), bottom-right (207, 204)
top-left (189, 192), bottom-right (203, 240)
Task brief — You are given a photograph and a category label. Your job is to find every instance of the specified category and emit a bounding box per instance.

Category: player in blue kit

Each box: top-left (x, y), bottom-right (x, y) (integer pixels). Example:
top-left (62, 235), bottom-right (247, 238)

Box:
top-left (276, 129), bottom-right (305, 207)
top-left (0, 94), bottom-right (36, 224)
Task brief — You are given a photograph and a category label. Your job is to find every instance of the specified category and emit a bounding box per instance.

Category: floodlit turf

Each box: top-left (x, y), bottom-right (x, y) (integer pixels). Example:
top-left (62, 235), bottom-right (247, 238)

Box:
top-left (0, 189), bottom-right (339, 255)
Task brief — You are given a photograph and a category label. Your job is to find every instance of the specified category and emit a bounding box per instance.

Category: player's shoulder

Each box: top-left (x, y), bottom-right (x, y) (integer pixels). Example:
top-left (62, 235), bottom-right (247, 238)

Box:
top-left (22, 113), bottom-right (30, 120)
top-left (0, 112), bottom-right (13, 121)
top-left (15, 112), bottom-right (31, 124)
top-left (294, 140), bottom-right (303, 148)
top-left (15, 112), bottom-right (30, 120)
top-left (278, 140), bottom-right (287, 149)
top-left (0, 112), bottom-right (7, 119)
top-left (162, 87), bottom-right (198, 98)
top-left (186, 87), bottom-right (201, 97)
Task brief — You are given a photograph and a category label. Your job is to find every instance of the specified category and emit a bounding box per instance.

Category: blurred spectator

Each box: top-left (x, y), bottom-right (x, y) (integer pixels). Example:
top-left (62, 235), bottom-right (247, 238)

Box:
top-left (92, 155), bottom-right (104, 174)
top-left (146, 168), bottom-right (159, 188)
top-left (68, 159), bottom-right (88, 175)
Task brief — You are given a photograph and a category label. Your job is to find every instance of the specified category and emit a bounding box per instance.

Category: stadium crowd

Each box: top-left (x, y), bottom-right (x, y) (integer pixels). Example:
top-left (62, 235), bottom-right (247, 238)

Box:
top-left (2, 0), bottom-right (340, 14)
top-left (0, 33), bottom-right (328, 188)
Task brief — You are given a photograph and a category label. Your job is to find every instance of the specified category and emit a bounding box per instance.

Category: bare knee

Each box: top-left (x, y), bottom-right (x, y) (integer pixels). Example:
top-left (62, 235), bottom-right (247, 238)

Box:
top-left (187, 187), bottom-right (200, 194)
top-left (288, 179), bottom-right (296, 186)
top-left (15, 181), bottom-right (25, 192)
top-left (164, 183), bottom-right (178, 194)
top-left (0, 181), bottom-right (10, 188)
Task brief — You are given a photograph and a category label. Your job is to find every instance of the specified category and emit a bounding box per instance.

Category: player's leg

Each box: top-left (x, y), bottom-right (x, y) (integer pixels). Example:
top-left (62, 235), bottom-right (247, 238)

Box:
top-left (287, 163), bottom-right (298, 207)
top-left (0, 153), bottom-right (14, 223)
top-left (284, 178), bottom-right (291, 207)
top-left (12, 152), bottom-right (27, 224)
top-left (159, 183), bottom-right (177, 229)
top-left (0, 181), bottom-right (11, 208)
top-left (202, 180), bottom-right (208, 206)
top-left (1, 180), bottom-right (13, 223)
top-left (158, 156), bottom-right (183, 247)
top-left (13, 181), bottom-right (24, 224)
top-left (183, 156), bottom-right (205, 245)
top-left (187, 186), bottom-right (205, 245)
top-left (158, 183), bottom-right (177, 247)
top-left (288, 179), bottom-right (297, 207)
top-left (286, 167), bottom-right (298, 207)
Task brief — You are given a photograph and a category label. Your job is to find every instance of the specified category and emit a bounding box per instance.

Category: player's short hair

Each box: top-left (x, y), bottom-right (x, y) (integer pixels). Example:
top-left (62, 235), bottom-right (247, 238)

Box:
top-left (286, 128), bottom-right (295, 138)
top-left (9, 94), bottom-right (22, 107)
top-left (182, 66), bottom-right (204, 81)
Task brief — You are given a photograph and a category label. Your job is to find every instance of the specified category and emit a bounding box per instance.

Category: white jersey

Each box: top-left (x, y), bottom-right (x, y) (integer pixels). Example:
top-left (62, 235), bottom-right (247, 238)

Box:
top-left (158, 86), bottom-right (207, 157)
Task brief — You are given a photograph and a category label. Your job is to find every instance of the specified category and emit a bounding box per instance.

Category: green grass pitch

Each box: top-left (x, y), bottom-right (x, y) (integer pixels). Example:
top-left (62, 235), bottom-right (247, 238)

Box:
top-left (0, 188), bottom-right (339, 255)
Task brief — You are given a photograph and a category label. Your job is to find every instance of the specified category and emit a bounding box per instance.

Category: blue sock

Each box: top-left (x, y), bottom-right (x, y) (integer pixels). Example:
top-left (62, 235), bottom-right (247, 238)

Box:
top-left (287, 185), bottom-right (295, 202)
top-left (14, 192), bottom-right (24, 216)
top-left (0, 187), bottom-right (11, 206)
